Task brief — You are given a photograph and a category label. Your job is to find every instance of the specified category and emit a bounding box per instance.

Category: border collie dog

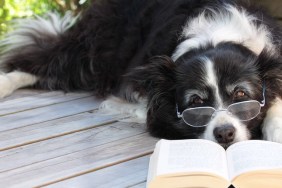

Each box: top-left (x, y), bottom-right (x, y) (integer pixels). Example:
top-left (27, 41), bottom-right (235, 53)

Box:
top-left (1, 0), bottom-right (282, 147)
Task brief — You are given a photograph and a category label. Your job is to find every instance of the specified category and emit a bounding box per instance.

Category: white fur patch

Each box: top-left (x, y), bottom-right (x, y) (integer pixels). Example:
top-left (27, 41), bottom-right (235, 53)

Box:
top-left (172, 5), bottom-right (276, 61)
top-left (262, 98), bottom-right (282, 143)
top-left (0, 12), bottom-right (79, 64)
top-left (99, 96), bottom-right (147, 123)
top-left (202, 57), bottom-right (223, 108)
top-left (0, 74), bottom-right (15, 98)
top-left (0, 71), bottom-right (38, 98)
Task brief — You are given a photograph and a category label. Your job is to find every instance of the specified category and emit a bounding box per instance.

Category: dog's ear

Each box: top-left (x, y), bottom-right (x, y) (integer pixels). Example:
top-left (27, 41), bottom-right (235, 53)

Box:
top-left (255, 50), bottom-right (282, 94)
top-left (256, 51), bottom-right (281, 77)
top-left (127, 56), bottom-right (178, 134)
top-left (126, 55), bottom-right (176, 90)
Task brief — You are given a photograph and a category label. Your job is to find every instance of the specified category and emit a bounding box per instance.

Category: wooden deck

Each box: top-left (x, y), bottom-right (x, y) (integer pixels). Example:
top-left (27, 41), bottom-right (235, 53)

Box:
top-left (0, 90), bottom-right (159, 188)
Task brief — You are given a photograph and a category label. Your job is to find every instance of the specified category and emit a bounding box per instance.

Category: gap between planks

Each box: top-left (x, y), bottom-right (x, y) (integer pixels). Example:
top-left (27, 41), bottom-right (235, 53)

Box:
top-left (0, 96), bottom-right (103, 132)
top-left (0, 91), bottom-right (92, 116)
top-left (0, 111), bottom-right (129, 151)
top-left (40, 152), bottom-right (152, 188)
top-left (0, 89), bottom-right (47, 103)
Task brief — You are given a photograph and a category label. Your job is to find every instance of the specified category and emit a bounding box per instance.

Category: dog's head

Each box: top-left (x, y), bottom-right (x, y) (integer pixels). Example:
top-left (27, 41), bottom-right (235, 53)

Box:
top-left (129, 42), bottom-right (281, 147)
top-left (174, 43), bottom-right (266, 148)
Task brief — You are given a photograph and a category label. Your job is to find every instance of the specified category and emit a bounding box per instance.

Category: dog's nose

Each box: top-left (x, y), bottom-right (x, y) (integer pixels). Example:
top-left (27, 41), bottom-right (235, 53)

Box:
top-left (213, 125), bottom-right (236, 144)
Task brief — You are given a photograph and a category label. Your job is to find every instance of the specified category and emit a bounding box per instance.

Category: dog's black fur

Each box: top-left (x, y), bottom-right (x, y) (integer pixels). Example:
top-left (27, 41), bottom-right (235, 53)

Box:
top-left (1, 0), bottom-right (282, 143)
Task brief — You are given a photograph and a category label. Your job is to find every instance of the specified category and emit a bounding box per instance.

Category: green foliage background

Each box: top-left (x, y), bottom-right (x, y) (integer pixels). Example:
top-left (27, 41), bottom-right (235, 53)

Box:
top-left (0, 0), bottom-right (91, 37)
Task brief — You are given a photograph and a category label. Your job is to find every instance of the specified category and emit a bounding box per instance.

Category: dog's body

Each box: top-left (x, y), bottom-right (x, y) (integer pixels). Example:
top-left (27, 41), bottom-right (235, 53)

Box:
top-left (1, 0), bottom-right (282, 147)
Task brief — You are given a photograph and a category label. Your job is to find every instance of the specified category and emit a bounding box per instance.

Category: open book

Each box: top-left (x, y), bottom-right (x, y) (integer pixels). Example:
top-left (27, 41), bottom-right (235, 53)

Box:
top-left (147, 139), bottom-right (282, 188)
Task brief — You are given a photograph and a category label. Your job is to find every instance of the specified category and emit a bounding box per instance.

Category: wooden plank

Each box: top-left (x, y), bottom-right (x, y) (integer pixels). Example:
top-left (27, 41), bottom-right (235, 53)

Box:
top-left (0, 89), bottom-right (46, 102)
top-left (0, 132), bottom-right (158, 187)
top-left (45, 156), bottom-right (150, 188)
top-left (0, 91), bottom-right (91, 116)
top-left (0, 97), bottom-right (102, 132)
top-left (129, 182), bottom-right (147, 188)
top-left (0, 111), bottom-right (127, 151)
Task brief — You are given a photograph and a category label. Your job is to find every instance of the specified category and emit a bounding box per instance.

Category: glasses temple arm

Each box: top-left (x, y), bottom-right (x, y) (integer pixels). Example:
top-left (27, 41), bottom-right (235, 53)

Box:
top-left (261, 81), bottom-right (266, 106)
top-left (176, 104), bottom-right (182, 118)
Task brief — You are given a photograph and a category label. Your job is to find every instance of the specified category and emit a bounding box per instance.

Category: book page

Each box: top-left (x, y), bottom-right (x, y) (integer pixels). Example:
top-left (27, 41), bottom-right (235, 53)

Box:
top-left (226, 140), bottom-right (282, 180)
top-left (147, 141), bottom-right (162, 184)
top-left (156, 139), bottom-right (229, 180)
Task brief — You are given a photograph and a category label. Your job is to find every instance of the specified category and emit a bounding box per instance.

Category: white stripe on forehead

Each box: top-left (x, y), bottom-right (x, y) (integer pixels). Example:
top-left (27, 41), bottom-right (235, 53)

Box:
top-left (201, 57), bottom-right (223, 108)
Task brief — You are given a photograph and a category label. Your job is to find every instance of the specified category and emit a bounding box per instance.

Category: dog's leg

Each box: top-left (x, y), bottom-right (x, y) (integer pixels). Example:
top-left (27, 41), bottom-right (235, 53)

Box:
top-left (0, 71), bottom-right (38, 98)
top-left (262, 97), bottom-right (282, 143)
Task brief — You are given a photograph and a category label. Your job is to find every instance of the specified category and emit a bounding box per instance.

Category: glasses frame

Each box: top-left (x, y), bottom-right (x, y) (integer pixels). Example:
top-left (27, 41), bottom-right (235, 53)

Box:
top-left (176, 83), bottom-right (266, 127)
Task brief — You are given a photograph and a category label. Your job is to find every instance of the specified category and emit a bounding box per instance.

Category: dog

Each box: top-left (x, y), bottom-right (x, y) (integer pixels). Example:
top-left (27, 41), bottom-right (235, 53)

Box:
top-left (1, 0), bottom-right (282, 148)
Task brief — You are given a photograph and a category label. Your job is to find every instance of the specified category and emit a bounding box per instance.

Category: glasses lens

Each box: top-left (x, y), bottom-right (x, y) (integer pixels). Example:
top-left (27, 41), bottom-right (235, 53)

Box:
top-left (182, 107), bottom-right (215, 127)
top-left (228, 101), bottom-right (261, 121)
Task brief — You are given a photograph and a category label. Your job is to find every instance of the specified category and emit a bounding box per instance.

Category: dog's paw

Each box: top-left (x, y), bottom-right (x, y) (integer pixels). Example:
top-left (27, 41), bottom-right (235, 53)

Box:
top-left (264, 130), bottom-right (282, 143)
top-left (262, 117), bottom-right (282, 143)
top-left (99, 96), bottom-right (147, 123)
top-left (0, 74), bottom-right (14, 98)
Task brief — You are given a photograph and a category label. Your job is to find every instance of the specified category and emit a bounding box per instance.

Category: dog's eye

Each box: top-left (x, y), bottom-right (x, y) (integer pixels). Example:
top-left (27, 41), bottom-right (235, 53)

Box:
top-left (235, 91), bottom-right (245, 98)
top-left (192, 96), bottom-right (204, 104)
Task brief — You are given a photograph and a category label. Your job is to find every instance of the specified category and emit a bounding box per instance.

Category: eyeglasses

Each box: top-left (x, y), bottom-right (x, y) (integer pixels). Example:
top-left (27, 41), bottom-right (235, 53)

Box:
top-left (176, 84), bottom-right (266, 127)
